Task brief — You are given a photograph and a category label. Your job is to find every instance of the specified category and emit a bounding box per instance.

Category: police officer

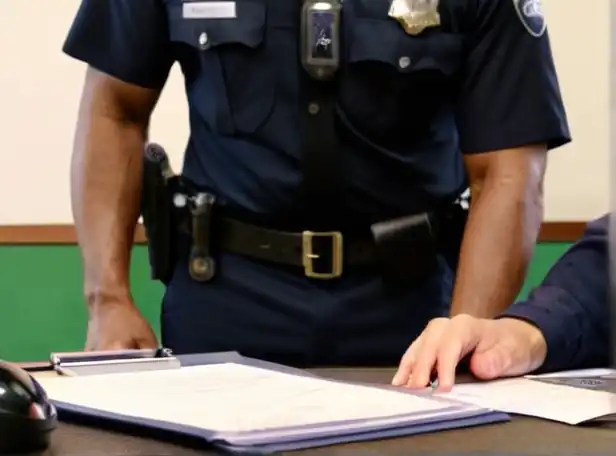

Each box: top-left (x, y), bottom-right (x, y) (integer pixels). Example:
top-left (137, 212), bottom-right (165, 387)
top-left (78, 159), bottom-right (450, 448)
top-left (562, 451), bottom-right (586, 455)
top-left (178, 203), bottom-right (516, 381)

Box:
top-left (392, 215), bottom-right (609, 391)
top-left (64, 0), bottom-right (570, 366)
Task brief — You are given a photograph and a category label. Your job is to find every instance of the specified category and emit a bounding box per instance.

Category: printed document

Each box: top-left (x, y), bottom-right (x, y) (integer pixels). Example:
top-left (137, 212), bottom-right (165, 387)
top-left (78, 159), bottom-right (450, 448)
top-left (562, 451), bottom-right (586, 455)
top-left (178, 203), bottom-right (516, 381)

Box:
top-left (38, 363), bottom-right (471, 434)
top-left (439, 373), bottom-right (616, 424)
top-left (526, 368), bottom-right (616, 379)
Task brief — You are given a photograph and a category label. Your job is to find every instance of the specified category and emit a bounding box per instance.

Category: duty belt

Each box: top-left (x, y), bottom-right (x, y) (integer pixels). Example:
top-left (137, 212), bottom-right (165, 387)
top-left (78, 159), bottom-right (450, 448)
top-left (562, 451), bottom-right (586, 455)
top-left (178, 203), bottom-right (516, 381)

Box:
top-left (183, 217), bottom-right (377, 280)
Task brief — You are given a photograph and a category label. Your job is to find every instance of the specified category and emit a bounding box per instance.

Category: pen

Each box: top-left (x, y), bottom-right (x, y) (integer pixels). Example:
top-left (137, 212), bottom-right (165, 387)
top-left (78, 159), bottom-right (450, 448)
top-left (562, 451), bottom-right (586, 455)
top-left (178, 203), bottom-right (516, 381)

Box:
top-left (429, 370), bottom-right (439, 390)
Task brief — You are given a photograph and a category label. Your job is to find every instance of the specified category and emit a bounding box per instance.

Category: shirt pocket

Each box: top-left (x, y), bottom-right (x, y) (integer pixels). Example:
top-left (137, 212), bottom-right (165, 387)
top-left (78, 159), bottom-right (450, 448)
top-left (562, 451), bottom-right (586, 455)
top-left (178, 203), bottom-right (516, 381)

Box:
top-left (340, 15), bottom-right (464, 143)
top-left (167, 0), bottom-right (275, 135)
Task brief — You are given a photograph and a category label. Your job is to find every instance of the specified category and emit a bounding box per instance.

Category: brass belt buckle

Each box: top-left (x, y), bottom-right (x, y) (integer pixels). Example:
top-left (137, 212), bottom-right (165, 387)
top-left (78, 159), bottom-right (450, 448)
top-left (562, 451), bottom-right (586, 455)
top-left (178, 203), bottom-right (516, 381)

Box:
top-left (301, 231), bottom-right (343, 279)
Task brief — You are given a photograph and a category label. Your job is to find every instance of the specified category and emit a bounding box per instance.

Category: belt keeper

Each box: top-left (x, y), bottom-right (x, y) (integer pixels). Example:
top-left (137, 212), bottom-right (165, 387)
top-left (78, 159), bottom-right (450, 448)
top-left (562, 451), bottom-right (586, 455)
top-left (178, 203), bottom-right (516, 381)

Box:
top-left (188, 193), bottom-right (217, 282)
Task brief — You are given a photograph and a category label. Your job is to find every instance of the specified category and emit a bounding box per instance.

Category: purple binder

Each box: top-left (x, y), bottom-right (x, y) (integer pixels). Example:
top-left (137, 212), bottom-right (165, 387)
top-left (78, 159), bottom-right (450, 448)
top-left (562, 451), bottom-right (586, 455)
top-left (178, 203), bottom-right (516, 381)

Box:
top-left (50, 352), bottom-right (509, 453)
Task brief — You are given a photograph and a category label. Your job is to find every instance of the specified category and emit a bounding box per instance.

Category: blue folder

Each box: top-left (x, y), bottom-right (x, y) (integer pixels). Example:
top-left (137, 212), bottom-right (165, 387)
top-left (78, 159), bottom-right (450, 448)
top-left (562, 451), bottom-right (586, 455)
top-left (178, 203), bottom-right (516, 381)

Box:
top-left (50, 352), bottom-right (509, 454)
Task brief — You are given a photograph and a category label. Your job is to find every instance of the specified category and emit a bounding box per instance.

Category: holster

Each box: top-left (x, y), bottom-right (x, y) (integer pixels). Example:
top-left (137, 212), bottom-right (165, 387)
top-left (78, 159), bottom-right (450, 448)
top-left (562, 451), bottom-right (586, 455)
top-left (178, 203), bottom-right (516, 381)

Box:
top-left (370, 203), bottom-right (469, 289)
top-left (370, 213), bottom-right (439, 289)
top-left (140, 163), bottom-right (177, 285)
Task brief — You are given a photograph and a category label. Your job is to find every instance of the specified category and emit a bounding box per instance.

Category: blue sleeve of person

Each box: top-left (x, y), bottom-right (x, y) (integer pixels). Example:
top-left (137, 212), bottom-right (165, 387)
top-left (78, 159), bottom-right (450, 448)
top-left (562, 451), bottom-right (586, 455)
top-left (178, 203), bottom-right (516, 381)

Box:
top-left (456, 0), bottom-right (571, 154)
top-left (62, 0), bottom-right (174, 89)
top-left (502, 215), bottom-right (610, 372)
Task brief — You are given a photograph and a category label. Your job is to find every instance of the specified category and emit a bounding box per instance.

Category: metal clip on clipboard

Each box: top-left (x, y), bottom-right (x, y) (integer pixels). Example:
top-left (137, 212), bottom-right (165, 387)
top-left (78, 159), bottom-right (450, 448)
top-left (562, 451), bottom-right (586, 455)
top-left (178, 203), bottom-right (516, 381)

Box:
top-left (50, 348), bottom-right (181, 376)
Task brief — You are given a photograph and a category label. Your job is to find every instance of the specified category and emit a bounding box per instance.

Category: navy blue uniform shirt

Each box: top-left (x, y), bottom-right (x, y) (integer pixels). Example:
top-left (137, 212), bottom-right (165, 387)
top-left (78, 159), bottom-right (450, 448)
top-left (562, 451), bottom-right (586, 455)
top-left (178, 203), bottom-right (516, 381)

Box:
top-left (63, 0), bottom-right (570, 222)
top-left (503, 215), bottom-right (610, 372)
top-left (62, 0), bottom-right (571, 364)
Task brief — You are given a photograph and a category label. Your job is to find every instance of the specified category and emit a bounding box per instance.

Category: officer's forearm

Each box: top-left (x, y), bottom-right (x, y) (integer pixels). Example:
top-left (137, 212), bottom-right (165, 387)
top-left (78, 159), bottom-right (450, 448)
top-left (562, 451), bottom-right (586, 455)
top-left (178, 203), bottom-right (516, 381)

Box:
top-left (448, 183), bottom-right (543, 318)
top-left (71, 114), bottom-right (146, 307)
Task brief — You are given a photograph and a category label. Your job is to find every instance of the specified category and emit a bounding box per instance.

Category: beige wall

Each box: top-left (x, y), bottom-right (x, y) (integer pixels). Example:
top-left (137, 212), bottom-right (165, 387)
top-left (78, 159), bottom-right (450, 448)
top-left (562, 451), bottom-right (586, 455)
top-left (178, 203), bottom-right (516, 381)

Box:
top-left (0, 0), bottom-right (609, 224)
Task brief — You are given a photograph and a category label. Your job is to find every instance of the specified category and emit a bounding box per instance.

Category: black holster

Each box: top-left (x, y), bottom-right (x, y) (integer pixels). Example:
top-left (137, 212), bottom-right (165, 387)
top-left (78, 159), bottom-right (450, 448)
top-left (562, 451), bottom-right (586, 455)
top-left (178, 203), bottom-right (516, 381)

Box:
top-left (370, 203), bottom-right (469, 289)
top-left (371, 213), bottom-right (439, 289)
top-left (140, 163), bottom-right (177, 285)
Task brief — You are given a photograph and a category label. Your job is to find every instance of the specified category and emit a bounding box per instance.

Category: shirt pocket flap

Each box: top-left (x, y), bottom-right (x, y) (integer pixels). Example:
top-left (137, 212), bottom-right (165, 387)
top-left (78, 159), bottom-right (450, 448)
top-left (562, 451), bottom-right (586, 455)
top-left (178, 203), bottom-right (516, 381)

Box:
top-left (168, 1), bottom-right (266, 49)
top-left (348, 17), bottom-right (463, 76)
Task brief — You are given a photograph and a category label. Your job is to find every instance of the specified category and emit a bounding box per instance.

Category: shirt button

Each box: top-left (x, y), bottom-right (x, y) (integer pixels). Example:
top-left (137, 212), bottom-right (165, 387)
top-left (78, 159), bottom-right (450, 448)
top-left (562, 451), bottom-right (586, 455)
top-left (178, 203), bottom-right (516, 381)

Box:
top-left (398, 56), bottom-right (411, 69)
top-left (173, 193), bottom-right (188, 208)
top-left (198, 32), bottom-right (209, 49)
top-left (308, 103), bottom-right (320, 115)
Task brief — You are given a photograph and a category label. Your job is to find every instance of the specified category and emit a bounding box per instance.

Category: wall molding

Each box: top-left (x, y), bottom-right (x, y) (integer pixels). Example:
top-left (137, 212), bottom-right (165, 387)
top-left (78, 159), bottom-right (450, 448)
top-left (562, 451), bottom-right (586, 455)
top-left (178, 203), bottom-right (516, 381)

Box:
top-left (0, 222), bottom-right (588, 245)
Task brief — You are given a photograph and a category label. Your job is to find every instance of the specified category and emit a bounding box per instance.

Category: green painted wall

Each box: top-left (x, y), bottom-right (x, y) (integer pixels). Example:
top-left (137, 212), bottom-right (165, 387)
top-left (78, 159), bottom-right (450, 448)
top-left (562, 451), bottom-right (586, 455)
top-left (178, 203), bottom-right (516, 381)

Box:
top-left (0, 243), bottom-right (571, 362)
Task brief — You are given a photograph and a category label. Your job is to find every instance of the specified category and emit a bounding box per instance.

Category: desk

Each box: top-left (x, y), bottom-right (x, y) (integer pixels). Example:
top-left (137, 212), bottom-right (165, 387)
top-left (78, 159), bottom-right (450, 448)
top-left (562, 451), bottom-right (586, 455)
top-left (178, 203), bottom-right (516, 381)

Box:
top-left (43, 368), bottom-right (616, 455)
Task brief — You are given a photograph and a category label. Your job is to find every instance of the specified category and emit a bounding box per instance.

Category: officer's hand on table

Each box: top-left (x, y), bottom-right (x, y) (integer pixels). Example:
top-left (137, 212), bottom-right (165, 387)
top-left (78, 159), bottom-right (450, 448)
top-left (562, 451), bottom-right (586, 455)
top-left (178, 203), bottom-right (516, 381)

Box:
top-left (391, 314), bottom-right (548, 392)
top-left (85, 299), bottom-right (158, 350)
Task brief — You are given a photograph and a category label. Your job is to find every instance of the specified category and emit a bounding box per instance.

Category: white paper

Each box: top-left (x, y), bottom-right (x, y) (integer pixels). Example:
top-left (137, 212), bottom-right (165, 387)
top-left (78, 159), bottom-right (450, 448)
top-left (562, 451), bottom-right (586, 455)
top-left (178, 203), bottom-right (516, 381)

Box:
top-left (38, 363), bottom-right (459, 434)
top-left (438, 377), bottom-right (616, 425)
top-left (526, 368), bottom-right (616, 379)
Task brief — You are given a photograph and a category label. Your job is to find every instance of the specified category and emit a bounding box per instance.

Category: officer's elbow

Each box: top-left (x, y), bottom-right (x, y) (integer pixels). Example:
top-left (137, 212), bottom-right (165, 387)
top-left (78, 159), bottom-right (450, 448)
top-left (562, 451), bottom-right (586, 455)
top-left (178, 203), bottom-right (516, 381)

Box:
top-left (465, 144), bottom-right (547, 204)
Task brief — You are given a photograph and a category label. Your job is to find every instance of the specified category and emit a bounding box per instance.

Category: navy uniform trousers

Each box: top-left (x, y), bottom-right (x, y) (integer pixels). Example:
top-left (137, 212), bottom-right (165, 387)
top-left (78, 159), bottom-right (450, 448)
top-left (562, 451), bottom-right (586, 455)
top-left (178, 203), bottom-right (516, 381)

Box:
top-left (161, 251), bottom-right (453, 366)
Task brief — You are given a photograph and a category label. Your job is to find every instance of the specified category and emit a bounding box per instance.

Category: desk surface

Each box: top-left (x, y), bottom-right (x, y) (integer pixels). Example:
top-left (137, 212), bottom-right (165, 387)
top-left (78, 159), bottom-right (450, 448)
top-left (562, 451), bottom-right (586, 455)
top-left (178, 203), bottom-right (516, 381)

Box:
top-left (45, 368), bottom-right (616, 456)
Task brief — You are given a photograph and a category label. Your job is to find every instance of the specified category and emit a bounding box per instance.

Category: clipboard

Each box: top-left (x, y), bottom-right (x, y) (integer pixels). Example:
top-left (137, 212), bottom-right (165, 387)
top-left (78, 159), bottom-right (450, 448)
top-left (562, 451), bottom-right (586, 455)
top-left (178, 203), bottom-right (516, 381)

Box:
top-left (39, 352), bottom-right (510, 453)
top-left (49, 348), bottom-right (180, 376)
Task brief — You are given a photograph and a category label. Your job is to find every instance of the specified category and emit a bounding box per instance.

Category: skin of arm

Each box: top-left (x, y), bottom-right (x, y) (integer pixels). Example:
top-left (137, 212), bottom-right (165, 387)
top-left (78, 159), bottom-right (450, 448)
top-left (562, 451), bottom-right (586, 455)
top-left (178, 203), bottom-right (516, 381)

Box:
top-left (71, 67), bottom-right (162, 309)
top-left (449, 144), bottom-right (548, 318)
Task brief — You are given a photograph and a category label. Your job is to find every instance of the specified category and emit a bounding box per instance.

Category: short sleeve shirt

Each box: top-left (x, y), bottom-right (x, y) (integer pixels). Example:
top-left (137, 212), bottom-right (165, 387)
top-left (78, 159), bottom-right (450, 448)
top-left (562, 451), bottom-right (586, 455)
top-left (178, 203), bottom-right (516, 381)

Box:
top-left (63, 0), bottom-right (570, 221)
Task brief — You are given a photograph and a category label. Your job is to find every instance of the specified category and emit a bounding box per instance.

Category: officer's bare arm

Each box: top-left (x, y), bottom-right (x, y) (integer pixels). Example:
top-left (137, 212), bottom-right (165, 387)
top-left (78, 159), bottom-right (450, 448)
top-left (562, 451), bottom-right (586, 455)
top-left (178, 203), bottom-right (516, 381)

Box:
top-left (71, 67), bottom-right (162, 308)
top-left (449, 145), bottom-right (547, 317)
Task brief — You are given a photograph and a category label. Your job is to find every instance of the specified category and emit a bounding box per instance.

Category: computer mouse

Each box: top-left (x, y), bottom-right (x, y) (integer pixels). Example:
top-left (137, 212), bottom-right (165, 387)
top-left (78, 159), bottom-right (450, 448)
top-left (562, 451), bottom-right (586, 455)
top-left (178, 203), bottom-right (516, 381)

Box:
top-left (0, 361), bottom-right (57, 453)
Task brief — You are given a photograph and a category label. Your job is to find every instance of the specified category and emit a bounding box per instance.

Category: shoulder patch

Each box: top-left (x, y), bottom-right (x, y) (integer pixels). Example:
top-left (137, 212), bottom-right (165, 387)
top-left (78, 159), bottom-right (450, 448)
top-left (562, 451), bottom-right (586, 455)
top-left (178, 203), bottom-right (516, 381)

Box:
top-left (513, 0), bottom-right (546, 38)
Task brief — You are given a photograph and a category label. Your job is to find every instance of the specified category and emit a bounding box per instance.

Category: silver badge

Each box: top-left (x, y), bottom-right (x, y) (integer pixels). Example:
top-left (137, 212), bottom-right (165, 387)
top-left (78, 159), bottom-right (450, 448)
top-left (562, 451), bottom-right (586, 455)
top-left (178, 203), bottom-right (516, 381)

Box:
top-left (388, 0), bottom-right (441, 36)
top-left (513, 0), bottom-right (546, 38)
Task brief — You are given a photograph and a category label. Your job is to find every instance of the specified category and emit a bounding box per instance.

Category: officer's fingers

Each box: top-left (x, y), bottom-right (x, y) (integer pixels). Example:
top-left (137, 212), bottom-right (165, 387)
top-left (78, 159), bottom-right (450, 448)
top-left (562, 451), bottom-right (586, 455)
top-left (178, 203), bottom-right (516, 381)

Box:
top-left (97, 334), bottom-right (139, 351)
top-left (468, 324), bottom-right (514, 379)
top-left (470, 345), bottom-right (510, 380)
top-left (435, 317), bottom-right (488, 391)
top-left (392, 338), bottom-right (422, 386)
top-left (407, 319), bottom-right (448, 388)
top-left (472, 336), bottom-right (542, 380)
top-left (136, 338), bottom-right (159, 349)
top-left (476, 319), bottom-right (548, 378)
top-left (433, 338), bottom-right (465, 392)
top-left (407, 346), bottom-right (438, 389)
top-left (107, 341), bottom-right (136, 350)
top-left (435, 329), bottom-right (481, 391)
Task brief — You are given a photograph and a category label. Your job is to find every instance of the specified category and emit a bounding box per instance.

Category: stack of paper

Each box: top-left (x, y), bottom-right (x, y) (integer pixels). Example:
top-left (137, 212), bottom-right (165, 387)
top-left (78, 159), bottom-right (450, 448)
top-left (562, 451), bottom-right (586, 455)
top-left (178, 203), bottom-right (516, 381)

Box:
top-left (38, 362), bottom-right (507, 452)
top-left (438, 369), bottom-right (616, 425)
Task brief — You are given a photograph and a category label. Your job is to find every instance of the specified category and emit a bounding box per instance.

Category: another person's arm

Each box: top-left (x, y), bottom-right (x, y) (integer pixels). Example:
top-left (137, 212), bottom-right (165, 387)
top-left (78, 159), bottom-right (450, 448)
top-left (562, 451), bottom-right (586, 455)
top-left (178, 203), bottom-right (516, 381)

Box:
top-left (502, 215), bottom-right (610, 372)
top-left (393, 215), bottom-right (609, 389)
top-left (65, 0), bottom-right (174, 349)
top-left (450, 0), bottom-right (570, 318)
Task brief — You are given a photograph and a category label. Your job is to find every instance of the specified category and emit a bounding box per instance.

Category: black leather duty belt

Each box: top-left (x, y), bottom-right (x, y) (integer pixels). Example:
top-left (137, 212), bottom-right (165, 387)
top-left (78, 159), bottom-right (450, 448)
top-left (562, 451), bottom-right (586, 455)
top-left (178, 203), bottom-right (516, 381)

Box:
top-left (179, 217), bottom-right (377, 280)
top-left (218, 219), bottom-right (376, 279)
